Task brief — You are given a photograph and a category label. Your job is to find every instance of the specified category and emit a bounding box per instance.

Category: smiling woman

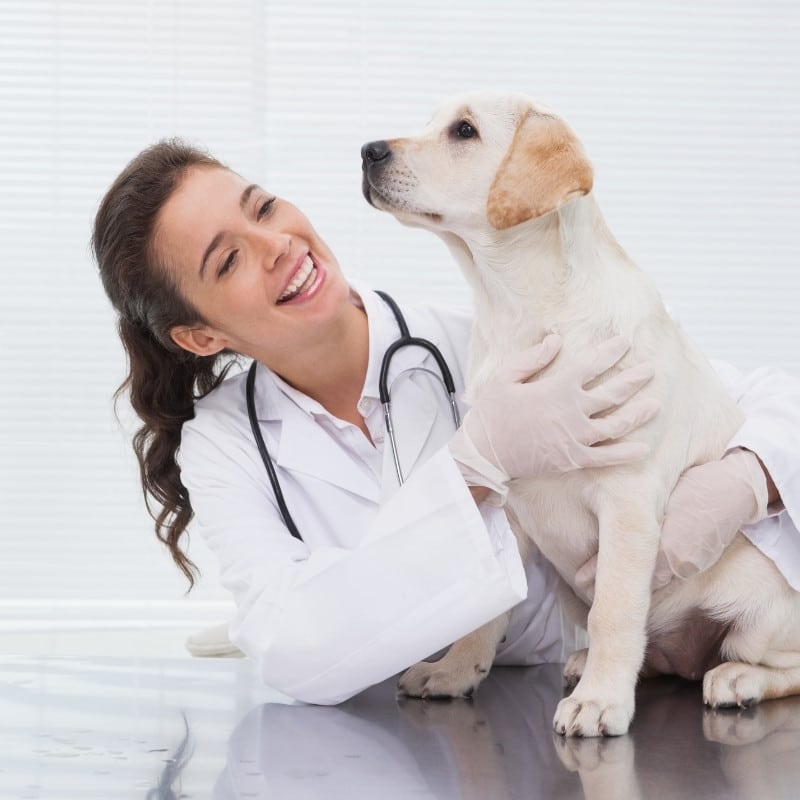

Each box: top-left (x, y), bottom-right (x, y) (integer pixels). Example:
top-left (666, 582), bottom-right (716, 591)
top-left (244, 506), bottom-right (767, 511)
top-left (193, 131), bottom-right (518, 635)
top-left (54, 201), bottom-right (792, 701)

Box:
top-left (155, 165), bottom-right (366, 400)
top-left (93, 140), bottom-right (370, 584)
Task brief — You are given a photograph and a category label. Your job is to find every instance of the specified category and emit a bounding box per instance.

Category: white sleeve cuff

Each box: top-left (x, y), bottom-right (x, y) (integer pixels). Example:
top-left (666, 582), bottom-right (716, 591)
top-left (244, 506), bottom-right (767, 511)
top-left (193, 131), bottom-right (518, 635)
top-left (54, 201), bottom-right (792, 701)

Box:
top-left (448, 432), bottom-right (509, 506)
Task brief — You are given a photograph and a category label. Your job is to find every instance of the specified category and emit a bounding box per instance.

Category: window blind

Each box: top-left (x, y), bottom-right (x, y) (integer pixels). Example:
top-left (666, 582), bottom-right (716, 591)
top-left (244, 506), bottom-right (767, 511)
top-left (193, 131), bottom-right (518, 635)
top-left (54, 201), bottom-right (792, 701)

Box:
top-left (1, 0), bottom-right (797, 638)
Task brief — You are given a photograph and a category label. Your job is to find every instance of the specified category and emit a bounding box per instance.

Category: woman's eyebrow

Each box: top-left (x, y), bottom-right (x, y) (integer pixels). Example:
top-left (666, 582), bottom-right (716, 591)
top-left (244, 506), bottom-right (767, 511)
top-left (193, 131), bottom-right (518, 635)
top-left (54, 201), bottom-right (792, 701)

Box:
top-left (198, 184), bottom-right (261, 279)
top-left (199, 232), bottom-right (224, 279)
top-left (240, 183), bottom-right (259, 209)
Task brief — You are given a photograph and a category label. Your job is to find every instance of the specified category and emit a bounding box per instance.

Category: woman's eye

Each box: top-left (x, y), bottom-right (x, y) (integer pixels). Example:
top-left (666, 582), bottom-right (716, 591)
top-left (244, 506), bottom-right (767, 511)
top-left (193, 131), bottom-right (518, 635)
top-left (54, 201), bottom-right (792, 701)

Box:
top-left (218, 249), bottom-right (238, 277)
top-left (455, 121), bottom-right (477, 139)
top-left (257, 198), bottom-right (276, 220)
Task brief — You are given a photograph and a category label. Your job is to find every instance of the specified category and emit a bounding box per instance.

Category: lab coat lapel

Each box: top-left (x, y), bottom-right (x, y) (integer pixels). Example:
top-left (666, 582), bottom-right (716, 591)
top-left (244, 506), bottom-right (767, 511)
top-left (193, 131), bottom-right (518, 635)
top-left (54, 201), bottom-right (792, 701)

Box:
top-left (255, 374), bottom-right (381, 504)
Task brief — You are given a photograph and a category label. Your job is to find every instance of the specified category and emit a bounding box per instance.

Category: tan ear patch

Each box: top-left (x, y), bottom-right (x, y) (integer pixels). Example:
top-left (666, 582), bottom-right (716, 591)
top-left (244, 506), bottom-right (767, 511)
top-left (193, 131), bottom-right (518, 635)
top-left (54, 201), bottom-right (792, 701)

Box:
top-left (487, 111), bottom-right (594, 230)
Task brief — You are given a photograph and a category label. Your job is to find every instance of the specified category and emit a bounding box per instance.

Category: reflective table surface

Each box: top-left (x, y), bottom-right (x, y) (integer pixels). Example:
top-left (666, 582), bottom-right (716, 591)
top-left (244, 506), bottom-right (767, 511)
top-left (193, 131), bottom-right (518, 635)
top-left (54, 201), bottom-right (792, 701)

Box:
top-left (2, 655), bottom-right (800, 798)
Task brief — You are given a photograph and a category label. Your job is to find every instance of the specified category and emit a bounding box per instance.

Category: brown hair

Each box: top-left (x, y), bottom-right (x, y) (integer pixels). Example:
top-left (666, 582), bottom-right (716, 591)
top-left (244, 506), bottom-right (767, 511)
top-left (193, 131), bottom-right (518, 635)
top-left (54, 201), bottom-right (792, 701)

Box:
top-left (92, 139), bottom-right (237, 588)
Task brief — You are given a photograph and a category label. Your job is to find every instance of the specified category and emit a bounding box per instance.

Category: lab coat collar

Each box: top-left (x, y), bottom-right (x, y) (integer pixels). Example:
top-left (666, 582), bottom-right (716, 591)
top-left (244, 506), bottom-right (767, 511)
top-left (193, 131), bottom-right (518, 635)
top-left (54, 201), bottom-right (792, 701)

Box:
top-left (249, 285), bottom-right (442, 501)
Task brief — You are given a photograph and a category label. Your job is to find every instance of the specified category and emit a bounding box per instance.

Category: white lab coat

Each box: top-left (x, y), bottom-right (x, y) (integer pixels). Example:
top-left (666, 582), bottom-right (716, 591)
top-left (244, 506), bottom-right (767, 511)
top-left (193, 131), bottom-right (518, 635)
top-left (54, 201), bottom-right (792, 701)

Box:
top-left (179, 284), bottom-right (800, 705)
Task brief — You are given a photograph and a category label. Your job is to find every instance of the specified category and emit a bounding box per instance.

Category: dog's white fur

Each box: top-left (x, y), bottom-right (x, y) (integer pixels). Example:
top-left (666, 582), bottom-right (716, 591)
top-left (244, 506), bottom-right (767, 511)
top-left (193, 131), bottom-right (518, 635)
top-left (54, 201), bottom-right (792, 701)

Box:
top-left (363, 90), bottom-right (800, 736)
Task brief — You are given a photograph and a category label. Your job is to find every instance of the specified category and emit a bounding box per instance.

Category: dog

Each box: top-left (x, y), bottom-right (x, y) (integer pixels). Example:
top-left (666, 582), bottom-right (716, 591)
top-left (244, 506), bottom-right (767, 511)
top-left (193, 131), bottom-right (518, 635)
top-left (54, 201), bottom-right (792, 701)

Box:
top-left (361, 90), bottom-right (800, 737)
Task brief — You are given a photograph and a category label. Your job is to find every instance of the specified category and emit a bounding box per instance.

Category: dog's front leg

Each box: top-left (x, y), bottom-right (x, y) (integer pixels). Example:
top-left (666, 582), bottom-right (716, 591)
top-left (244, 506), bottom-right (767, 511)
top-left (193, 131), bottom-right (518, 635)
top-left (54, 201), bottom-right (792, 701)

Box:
top-left (554, 490), bottom-right (661, 736)
top-left (397, 612), bottom-right (511, 699)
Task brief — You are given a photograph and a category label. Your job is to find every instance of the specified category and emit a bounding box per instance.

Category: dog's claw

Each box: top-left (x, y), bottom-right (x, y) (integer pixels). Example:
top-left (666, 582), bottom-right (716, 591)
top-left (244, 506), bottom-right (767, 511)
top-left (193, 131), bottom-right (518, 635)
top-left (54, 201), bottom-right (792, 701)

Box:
top-left (554, 692), bottom-right (634, 737)
top-left (703, 662), bottom-right (768, 710)
top-left (397, 659), bottom-right (487, 700)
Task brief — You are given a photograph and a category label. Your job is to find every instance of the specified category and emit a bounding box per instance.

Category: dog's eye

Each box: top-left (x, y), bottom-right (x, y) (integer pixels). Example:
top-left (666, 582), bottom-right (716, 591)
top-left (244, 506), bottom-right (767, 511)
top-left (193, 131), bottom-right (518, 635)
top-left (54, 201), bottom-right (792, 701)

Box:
top-left (453, 120), bottom-right (478, 140)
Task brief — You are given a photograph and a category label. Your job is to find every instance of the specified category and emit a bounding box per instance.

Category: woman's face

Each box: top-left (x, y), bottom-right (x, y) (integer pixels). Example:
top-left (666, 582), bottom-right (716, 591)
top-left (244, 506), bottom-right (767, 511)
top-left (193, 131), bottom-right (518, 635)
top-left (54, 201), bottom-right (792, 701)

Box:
top-left (157, 166), bottom-right (353, 362)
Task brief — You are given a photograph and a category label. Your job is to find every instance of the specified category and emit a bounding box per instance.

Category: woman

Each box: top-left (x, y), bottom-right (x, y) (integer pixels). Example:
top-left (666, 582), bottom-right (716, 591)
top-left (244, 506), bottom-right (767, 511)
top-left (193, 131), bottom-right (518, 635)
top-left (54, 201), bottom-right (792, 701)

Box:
top-left (93, 139), bottom-right (799, 704)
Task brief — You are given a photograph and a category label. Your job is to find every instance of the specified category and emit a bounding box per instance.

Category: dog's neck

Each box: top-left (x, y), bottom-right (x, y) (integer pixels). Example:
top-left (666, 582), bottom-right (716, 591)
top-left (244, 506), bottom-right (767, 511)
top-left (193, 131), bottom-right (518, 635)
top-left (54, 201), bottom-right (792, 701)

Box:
top-left (440, 193), bottom-right (657, 352)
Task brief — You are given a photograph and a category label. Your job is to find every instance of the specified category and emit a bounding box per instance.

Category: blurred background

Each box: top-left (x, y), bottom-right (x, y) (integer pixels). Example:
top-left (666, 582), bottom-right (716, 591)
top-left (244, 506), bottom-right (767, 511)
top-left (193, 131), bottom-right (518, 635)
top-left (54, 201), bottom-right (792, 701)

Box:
top-left (1, 0), bottom-right (798, 656)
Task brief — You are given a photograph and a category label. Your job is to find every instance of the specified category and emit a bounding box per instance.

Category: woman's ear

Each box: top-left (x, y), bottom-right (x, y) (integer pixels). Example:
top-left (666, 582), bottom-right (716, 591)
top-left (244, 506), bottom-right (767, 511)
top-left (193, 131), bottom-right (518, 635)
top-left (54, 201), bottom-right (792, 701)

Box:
top-left (170, 324), bottom-right (228, 356)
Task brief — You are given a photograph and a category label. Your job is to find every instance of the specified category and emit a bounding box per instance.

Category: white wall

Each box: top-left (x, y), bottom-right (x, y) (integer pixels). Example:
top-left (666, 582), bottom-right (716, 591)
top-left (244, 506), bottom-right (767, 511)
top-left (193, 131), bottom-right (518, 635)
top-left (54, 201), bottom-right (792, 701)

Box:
top-left (1, 0), bottom-right (798, 647)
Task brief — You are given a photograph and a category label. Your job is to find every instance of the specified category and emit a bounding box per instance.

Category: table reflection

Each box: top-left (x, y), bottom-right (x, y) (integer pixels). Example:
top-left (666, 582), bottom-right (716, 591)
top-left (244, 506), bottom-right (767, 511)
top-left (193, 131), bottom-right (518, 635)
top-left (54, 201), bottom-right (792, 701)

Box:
top-left (208, 666), bottom-right (800, 800)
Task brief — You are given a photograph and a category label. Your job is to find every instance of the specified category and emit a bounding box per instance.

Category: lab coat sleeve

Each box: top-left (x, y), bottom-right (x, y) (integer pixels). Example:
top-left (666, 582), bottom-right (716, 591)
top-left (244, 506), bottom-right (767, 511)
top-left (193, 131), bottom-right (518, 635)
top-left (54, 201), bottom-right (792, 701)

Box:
top-left (711, 359), bottom-right (800, 586)
top-left (179, 422), bottom-right (527, 705)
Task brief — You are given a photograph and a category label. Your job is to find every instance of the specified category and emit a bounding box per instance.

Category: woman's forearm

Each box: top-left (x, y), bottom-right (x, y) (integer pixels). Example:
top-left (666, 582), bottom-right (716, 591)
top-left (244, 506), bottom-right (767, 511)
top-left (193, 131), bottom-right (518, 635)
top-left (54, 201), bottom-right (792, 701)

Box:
top-left (469, 484), bottom-right (491, 505)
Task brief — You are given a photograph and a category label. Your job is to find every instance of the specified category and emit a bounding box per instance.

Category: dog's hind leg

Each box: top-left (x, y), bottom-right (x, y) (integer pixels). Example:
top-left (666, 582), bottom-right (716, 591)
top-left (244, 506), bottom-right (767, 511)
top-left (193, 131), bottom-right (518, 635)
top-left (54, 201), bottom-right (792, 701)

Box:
top-left (396, 611), bottom-right (511, 700)
top-left (703, 657), bottom-right (800, 709)
top-left (563, 648), bottom-right (589, 693)
top-left (702, 566), bottom-right (800, 708)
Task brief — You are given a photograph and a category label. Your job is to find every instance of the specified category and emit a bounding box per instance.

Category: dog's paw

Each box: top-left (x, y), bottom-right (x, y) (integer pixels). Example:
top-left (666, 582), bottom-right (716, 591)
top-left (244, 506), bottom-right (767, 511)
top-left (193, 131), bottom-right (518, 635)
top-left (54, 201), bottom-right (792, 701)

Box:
top-left (703, 662), bottom-right (767, 709)
top-left (397, 658), bottom-right (489, 700)
top-left (553, 728), bottom-right (635, 772)
top-left (563, 648), bottom-right (589, 694)
top-left (553, 690), bottom-right (634, 737)
top-left (702, 705), bottom-right (763, 745)
top-left (398, 693), bottom-right (486, 731)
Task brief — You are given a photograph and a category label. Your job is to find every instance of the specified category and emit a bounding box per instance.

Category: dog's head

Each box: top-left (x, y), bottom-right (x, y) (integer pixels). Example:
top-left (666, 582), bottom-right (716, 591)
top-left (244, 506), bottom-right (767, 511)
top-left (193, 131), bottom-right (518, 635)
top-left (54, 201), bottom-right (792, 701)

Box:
top-left (361, 90), bottom-right (594, 235)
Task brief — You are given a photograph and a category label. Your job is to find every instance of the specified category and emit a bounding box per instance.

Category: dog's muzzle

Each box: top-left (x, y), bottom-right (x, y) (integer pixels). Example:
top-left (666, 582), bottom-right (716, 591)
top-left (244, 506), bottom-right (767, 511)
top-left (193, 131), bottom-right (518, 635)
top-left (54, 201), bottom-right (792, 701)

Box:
top-left (361, 139), bottom-right (392, 206)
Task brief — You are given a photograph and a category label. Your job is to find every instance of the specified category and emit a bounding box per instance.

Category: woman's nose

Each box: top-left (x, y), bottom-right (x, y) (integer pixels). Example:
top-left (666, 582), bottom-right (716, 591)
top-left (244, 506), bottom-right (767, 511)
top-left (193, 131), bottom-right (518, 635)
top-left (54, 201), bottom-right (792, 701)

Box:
top-left (251, 227), bottom-right (291, 267)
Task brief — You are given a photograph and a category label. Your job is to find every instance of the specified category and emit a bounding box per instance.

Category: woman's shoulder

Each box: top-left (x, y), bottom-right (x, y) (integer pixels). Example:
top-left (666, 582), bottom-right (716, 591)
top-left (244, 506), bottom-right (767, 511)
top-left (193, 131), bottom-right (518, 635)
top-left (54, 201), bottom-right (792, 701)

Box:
top-left (411, 299), bottom-right (473, 327)
top-left (375, 289), bottom-right (473, 340)
top-left (403, 298), bottom-right (475, 360)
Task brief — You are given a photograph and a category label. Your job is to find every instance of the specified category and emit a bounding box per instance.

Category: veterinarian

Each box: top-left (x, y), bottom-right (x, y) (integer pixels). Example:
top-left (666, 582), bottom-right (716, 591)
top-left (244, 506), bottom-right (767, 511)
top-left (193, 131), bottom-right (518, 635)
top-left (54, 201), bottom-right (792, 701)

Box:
top-left (93, 141), bottom-right (800, 704)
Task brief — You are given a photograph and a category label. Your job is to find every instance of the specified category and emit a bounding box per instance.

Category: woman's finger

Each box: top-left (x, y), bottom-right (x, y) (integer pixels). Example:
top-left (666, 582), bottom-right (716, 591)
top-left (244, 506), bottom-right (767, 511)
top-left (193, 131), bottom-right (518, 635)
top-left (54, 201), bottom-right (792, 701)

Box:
top-left (587, 397), bottom-right (661, 444)
top-left (577, 335), bottom-right (632, 384)
top-left (577, 439), bottom-right (652, 468)
top-left (583, 361), bottom-right (656, 415)
top-left (497, 333), bottom-right (562, 384)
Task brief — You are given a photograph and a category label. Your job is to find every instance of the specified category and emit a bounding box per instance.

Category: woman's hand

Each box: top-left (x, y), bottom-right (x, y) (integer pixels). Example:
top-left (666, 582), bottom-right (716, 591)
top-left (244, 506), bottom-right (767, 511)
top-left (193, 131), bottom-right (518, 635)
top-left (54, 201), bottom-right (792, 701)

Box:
top-left (449, 334), bottom-right (659, 500)
top-left (653, 447), bottom-right (770, 586)
top-left (574, 447), bottom-right (772, 599)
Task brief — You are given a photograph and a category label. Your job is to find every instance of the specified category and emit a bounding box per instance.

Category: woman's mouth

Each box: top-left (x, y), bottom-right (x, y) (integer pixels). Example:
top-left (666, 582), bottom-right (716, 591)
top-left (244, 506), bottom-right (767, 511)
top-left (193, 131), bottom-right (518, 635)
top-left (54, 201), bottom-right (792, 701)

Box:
top-left (277, 254), bottom-right (320, 304)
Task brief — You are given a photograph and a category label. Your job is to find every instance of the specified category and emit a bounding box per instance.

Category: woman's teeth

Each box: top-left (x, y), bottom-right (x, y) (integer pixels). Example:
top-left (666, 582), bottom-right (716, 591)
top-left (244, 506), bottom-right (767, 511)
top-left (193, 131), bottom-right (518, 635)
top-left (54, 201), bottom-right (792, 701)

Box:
top-left (278, 255), bottom-right (317, 303)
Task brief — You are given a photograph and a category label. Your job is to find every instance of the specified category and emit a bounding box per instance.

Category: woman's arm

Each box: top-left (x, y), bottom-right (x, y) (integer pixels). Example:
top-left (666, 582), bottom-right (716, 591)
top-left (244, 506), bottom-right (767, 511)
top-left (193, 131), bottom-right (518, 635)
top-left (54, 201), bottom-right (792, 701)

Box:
top-left (469, 485), bottom-right (491, 504)
top-left (575, 361), bottom-right (800, 596)
top-left (712, 361), bottom-right (800, 524)
top-left (753, 453), bottom-right (780, 506)
top-left (653, 361), bottom-right (800, 588)
top-left (180, 422), bottom-right (527, 706)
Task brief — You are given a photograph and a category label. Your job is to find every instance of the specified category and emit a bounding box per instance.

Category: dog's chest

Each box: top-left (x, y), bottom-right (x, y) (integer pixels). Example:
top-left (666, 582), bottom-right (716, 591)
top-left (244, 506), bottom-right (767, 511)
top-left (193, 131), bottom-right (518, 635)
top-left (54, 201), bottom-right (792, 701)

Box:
top-left (468, 307), bottom-right (741, 588)
top-left (506, 471), bottom-right (603, 583)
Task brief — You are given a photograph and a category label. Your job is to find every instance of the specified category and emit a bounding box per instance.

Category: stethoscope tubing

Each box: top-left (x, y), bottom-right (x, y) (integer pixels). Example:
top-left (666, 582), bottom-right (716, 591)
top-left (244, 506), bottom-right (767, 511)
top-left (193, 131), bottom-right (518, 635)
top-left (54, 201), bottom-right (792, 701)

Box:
top-left (246, 361), bottom-right (303, 541)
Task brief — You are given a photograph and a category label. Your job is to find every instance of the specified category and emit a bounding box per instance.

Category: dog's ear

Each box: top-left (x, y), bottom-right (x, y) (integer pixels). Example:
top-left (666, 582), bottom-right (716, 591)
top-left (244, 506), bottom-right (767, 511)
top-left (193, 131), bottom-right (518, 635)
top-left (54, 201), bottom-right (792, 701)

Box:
top-left (487, 111), bottom-right (594, 230)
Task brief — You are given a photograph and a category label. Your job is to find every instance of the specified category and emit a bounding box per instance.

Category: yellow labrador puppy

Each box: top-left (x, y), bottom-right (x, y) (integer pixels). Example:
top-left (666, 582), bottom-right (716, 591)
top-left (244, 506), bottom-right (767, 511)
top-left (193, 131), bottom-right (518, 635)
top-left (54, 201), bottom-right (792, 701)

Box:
top-left (361, 90), bottom-right (800, 737)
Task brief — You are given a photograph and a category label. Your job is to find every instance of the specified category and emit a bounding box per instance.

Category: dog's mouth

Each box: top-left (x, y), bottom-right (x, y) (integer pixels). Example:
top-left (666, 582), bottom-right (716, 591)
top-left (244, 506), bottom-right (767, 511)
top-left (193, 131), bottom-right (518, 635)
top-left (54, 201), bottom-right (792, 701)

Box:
top-left (362, 176), bottom-right (442, 223)
top-left (361, 159), bottom-right (443, 223)
top-left (361, 171), bottom-right (384, 209)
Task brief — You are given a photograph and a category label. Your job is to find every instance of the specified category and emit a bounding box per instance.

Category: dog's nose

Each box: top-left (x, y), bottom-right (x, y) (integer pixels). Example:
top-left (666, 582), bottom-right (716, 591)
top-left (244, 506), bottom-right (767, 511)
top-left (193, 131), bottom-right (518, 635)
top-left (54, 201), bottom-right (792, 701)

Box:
top-left (361, 140), bottom-right (391, 164)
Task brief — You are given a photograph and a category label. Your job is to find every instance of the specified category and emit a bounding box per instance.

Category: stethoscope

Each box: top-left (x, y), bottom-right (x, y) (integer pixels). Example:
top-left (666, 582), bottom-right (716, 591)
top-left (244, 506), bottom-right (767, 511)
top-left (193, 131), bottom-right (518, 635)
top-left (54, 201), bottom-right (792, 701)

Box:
top-left (245, 291), bottom-right (461, 541)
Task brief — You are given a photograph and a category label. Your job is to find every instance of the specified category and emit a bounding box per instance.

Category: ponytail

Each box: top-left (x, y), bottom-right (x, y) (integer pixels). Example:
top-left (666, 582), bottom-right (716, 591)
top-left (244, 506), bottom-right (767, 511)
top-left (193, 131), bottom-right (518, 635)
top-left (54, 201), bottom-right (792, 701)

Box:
top-left (93, 140), bottom-right (233, 588)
